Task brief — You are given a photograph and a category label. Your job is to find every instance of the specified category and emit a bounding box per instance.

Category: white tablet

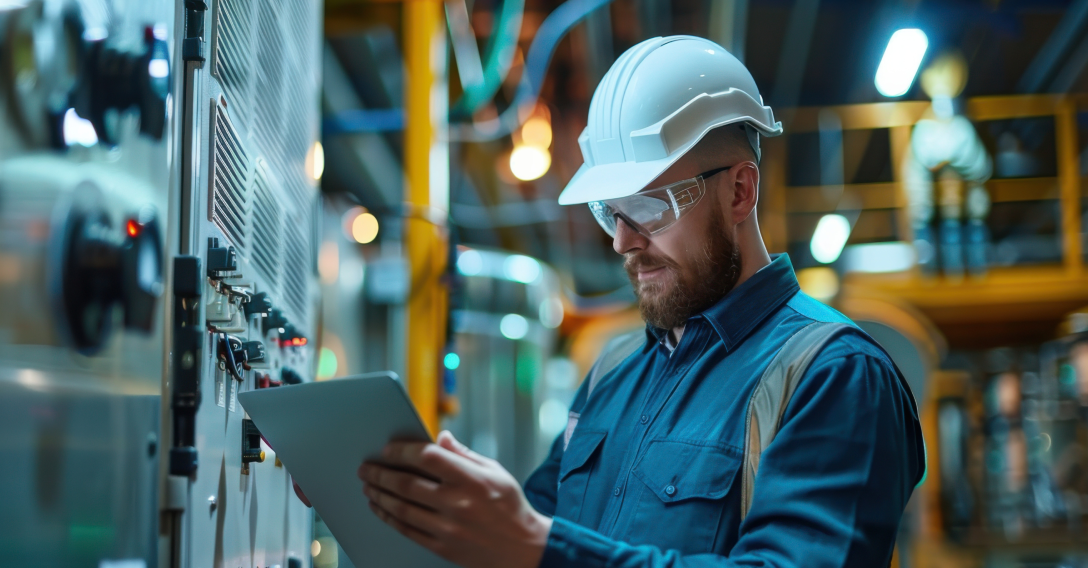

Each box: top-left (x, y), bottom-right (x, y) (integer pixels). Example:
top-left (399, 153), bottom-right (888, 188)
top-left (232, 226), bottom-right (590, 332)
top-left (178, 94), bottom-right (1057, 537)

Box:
top-left (239, 372), bottom-right (456, 568)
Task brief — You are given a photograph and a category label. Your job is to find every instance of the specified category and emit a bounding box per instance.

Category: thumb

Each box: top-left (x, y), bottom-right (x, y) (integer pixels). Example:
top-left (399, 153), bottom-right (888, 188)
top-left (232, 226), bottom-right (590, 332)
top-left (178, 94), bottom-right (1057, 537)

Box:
top-left (437, 430), bottom-right (486, 464)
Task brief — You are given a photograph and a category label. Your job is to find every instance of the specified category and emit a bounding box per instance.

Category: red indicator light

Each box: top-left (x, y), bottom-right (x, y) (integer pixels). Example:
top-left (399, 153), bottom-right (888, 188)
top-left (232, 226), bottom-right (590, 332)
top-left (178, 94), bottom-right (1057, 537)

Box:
top-left (126, 219), bottom-right (140, 237)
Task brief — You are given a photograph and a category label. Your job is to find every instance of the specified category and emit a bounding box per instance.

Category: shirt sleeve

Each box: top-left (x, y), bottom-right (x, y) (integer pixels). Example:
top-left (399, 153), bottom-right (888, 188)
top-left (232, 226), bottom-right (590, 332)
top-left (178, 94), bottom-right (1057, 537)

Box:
top-left (537, 353), bottom-right (925, 568)
top-left (524, 376), bottom-right (592, 517)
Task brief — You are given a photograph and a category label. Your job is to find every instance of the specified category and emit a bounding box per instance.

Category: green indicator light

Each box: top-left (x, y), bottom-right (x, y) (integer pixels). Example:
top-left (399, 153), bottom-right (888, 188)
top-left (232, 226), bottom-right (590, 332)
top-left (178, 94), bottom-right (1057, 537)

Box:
top-left (444, 353), bottom-right (460, 370)
top-left (317, 347), bottom-right (338, 380)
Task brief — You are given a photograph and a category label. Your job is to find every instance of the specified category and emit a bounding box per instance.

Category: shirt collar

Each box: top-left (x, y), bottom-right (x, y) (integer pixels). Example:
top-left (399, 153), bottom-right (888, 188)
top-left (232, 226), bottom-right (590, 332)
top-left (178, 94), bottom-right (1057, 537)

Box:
top-left (647, 254), bottom-right (800, 352)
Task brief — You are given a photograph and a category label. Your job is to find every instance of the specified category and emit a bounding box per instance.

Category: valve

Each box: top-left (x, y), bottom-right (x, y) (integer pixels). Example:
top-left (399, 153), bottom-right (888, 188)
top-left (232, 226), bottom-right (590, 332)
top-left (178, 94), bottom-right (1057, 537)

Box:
top-left (70, 25), bottom-right (170, 144)
top-left (57, 193), bottom-right (163, 354)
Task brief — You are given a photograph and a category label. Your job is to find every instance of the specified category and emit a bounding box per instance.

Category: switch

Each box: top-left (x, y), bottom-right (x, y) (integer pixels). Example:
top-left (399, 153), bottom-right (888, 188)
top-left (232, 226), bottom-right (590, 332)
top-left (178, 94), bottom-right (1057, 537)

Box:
top-left (256, 372), bottom-right (282, 389)
top-left (216, 333), bottom-right (246, 381)
top-left (279, 324), bottom-right (308, 347)
top-left (241, 418), bottom-right (265, 472)
top-left (243, 291), bottom-right (272, 318)
top-left (262, 308), bottom-right (288, 335)
top-left (280, 367), bottom-right (304, 385)
top-left (241, 340), bottom-right (265, 364)
top-left (206, 237), bottom-right (238, 278)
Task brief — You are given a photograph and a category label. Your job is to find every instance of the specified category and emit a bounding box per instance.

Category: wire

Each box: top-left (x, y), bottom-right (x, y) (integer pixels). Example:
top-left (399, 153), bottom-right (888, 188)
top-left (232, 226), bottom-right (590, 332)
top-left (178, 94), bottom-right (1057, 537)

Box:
top-left (450, 0), bottom-right (614, 141)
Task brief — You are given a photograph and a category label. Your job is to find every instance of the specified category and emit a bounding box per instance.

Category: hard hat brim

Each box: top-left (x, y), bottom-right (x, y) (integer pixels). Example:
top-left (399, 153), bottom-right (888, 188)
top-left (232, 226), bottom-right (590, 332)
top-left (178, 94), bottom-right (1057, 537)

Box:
top-left (557, 157), bottom-right (679, 205)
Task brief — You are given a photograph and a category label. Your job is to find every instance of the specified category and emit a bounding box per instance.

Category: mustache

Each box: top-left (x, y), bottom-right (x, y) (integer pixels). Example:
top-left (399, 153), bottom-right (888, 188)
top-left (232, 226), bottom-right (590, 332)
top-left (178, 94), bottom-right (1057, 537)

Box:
top-left (624, 251), bottom-right (680, 275)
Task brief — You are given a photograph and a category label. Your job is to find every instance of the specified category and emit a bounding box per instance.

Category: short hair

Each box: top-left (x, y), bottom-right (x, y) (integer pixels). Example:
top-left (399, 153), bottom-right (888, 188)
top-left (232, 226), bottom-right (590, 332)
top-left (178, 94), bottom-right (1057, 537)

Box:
top-left (688, 124), bottom-right (758, 167)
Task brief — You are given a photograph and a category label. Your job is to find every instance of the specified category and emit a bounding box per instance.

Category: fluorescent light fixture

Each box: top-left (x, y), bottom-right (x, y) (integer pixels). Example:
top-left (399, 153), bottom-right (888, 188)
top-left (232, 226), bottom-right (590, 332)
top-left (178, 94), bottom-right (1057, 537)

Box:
top-left (504, 254), bottom-right (541, 284)
top-left (456, 249), bottom-right (483, 276)
top-left (500, 313), bottom-right (528, 340)
top-left (63, 108), bottom-right (98, 147)
top-left (843, 241), bottom-right (916, 273)
top-left (875, 28), bottom-right (928, 97)
top-left (810, 214), bottom-right (851, 264)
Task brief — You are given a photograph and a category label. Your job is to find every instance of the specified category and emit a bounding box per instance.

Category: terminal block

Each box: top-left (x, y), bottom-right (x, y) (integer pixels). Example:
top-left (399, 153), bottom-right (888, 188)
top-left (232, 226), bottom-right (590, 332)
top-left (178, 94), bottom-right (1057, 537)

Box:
top-left (241, 418), bottom-right (265, 474)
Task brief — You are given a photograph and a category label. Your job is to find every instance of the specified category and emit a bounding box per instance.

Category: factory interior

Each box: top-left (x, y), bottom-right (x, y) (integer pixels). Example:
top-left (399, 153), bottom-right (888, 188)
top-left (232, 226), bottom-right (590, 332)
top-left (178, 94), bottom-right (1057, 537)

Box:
top-left (2, 0), bottom-right (1088, 566)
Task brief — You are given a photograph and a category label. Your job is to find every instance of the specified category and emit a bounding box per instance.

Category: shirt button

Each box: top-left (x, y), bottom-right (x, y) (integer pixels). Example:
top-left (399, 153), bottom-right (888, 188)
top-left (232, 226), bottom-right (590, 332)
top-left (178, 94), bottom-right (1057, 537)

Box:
top-left (639, 415), bottom-right (649, 424)
top-left (665, 485), bottom-right (676, 496)
top-left (613, 487), bottom-right (622, 496)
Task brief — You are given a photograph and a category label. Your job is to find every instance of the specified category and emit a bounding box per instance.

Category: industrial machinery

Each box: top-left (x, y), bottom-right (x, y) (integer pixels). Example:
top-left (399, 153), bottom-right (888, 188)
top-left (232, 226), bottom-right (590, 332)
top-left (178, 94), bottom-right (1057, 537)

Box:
top-left (0, 0), bottom-right (322, 566)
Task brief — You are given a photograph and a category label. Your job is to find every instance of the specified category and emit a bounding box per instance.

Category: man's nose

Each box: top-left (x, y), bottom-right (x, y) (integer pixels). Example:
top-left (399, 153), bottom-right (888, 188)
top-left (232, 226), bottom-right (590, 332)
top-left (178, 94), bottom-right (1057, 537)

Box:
top-left (613, 217), bottom-right (649, 255)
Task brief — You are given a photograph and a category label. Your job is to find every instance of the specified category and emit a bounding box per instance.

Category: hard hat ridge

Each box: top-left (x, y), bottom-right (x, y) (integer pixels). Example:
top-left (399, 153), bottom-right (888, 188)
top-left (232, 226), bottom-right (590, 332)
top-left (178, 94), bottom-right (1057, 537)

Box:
top-left (558, 35), bottom-right (782, 206)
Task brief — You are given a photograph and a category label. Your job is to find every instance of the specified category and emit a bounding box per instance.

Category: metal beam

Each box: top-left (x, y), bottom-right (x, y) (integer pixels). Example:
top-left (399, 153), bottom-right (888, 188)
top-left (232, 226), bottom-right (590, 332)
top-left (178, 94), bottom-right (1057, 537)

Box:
top-left (404, 0), bottom-right (448, 434)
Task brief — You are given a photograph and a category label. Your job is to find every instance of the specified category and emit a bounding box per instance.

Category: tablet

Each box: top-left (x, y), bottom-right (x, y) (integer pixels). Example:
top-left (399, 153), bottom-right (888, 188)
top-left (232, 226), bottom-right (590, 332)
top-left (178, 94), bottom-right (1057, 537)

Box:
top-left (239, 372), bottom-right (456, 568)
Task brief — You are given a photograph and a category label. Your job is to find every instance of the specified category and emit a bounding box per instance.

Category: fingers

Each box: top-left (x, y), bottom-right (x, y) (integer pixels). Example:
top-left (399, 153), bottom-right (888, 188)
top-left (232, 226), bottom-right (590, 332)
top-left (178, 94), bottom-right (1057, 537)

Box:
top-left (364, 484), bottom-right (456, 541)
top-left (368, 500), bottom-right (442, 551)
top-left (359, 463), bottom-right (442, 509)
top-left (436, 431), bottom-right (487, 466)
top-left (292, 479), bottom-right (311, 508)
top-left (380, 441), bottom-right (480, 483)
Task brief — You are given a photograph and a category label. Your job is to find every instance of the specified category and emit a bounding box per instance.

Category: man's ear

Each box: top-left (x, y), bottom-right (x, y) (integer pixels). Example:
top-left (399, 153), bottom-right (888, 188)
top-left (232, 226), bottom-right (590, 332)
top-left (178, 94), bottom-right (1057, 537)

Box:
top-left (730, 162), bottom-right (760, 224)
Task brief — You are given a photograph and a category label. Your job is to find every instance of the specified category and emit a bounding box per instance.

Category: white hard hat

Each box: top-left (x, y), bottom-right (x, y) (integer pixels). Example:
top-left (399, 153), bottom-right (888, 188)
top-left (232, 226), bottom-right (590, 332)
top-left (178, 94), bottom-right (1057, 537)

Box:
top-left (557, 35), bottom-right (782, 206)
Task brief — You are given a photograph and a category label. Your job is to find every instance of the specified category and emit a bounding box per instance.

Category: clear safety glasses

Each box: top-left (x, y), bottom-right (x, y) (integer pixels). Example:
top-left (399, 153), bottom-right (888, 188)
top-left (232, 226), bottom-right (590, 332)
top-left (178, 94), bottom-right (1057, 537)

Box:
top-left (588, 166), bottom-right (731, 238)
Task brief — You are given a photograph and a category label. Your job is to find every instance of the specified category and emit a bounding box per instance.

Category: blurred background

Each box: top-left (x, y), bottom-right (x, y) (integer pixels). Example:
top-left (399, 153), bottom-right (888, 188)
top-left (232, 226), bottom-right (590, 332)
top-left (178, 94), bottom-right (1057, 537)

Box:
top-left (314, 0), bottom-right (1088, 567)
top-left (1, 0), bottom-right (1088, 566)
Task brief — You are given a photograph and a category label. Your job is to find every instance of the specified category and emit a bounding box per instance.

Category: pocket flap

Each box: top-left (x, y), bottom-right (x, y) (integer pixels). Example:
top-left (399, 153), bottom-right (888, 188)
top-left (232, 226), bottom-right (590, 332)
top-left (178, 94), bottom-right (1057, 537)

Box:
top-left (632, 440), bottom-right (742, 503)
top-left (559, 430), bottom-right (607, 482)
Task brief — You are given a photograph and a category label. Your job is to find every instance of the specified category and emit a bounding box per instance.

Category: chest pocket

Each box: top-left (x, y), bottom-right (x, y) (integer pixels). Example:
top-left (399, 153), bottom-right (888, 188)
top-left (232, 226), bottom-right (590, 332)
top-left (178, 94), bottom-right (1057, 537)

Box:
top-left (556, 430), bottom-right (606, 523)
top-left (625, 439), bottom-right (742, 554)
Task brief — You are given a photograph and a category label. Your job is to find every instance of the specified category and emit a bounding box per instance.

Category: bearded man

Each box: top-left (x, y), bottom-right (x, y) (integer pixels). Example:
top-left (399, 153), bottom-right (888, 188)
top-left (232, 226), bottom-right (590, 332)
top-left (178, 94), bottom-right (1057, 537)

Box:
top-left (305, 36), bottom-right (926, 568)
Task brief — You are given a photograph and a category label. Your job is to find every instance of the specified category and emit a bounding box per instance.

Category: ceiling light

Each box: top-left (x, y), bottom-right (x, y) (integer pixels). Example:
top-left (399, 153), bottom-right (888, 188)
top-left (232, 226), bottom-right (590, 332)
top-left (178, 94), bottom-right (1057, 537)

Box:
top-left (810, 214), bottom-right (851, 264)
top-left (351, 212), bottom-right (379, 244)
top-left (509, 145), bottom-right (550, 181)
top-left (875, 29), bottom-right (928, 97)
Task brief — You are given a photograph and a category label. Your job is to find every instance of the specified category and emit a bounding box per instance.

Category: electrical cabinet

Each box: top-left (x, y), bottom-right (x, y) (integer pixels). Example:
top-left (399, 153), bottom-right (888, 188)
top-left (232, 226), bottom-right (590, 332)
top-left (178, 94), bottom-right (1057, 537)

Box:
top-left (0, 0), bottom-right (322, 566)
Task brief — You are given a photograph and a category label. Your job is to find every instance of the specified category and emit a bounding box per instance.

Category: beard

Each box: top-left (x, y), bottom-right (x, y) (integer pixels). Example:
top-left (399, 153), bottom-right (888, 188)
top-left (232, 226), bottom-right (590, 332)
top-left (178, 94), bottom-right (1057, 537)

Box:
top-left (624, 213), bottom-right (742, 330)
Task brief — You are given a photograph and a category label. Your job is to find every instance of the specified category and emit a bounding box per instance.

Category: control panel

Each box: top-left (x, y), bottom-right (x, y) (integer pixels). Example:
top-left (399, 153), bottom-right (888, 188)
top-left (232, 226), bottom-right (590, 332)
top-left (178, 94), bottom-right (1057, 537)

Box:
top-left (164, 0), bottom-right (323, 566)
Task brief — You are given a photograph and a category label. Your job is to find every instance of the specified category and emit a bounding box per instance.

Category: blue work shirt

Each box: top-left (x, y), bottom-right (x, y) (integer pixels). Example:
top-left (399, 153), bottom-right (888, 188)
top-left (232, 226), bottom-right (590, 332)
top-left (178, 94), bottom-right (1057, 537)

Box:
top-left (524, 254), bottom-right (925, 568)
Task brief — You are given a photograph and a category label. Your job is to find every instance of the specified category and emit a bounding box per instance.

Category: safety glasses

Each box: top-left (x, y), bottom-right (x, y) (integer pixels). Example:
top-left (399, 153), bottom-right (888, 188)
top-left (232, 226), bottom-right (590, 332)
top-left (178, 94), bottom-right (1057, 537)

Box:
top-left (588, 166), bottom-right (731, 238)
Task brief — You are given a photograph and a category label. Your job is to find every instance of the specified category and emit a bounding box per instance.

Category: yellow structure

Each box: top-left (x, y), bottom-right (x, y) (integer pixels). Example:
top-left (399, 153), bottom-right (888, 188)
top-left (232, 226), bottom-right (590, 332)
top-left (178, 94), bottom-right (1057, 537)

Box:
top-left (404, 0), bottom-right (448, 433)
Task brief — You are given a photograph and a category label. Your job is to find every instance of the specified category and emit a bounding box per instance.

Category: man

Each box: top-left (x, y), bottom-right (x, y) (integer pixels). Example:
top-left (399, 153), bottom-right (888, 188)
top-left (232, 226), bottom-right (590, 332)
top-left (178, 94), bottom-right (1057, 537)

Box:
top-left (304, 35), bottom-right (926, 568)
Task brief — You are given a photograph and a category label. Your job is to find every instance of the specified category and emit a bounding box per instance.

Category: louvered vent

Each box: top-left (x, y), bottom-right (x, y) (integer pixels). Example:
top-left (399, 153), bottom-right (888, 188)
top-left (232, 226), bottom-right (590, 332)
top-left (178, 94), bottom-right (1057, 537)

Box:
top-left (255, 7), bottom-right (285, 175)
top-left (213, 0), bottom-right (253, 122)
top-left (283, 213), bottom-right (309, 321)
top-left (251, 164), bottom-right (282, 292)
top-left (211, 106), bottom-right (249, 251)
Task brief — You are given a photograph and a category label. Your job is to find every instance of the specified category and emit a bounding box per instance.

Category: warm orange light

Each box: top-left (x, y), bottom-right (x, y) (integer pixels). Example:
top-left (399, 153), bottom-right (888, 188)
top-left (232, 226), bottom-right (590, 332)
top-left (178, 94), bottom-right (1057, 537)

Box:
top-left (126, 219), bottom-right (140, 237)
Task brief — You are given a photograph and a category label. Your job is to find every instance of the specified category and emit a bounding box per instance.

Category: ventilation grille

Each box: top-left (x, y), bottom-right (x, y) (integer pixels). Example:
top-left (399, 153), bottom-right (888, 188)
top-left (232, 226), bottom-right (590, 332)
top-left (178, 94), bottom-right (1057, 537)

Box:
top-left (283, 213), bottom-right (309, 320)
top-left (254, 6), bottom-right (285, 173)
top-left (211, 107), bottom-right (249, 251)
top-left (214, 0), bottom-right (253, 122)
top-left (251, 164), bottom-right (282, 292)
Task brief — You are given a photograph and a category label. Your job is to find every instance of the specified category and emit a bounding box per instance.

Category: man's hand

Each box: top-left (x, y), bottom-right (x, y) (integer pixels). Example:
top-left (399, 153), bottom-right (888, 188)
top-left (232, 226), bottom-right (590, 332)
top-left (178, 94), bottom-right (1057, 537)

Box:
top-left (359, 431), bottom-right (552, 568)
